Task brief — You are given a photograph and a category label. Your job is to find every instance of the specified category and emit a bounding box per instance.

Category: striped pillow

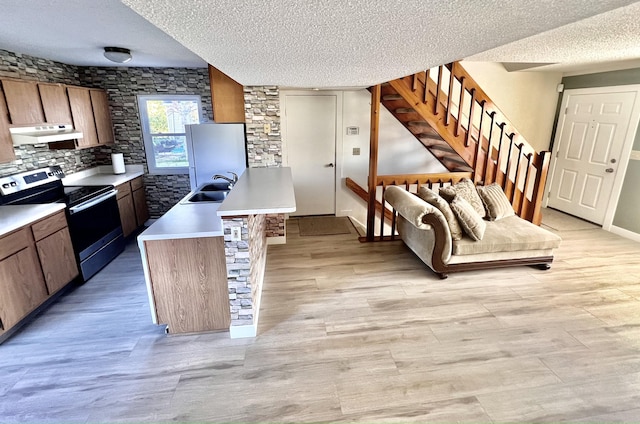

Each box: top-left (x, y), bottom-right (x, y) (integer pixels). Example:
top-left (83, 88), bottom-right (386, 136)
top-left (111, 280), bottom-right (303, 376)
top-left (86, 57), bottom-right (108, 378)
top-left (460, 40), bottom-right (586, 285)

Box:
top-left (476, 183), bottom-right (515, 221)
top-left (417, 187), bottom-right (463, 241)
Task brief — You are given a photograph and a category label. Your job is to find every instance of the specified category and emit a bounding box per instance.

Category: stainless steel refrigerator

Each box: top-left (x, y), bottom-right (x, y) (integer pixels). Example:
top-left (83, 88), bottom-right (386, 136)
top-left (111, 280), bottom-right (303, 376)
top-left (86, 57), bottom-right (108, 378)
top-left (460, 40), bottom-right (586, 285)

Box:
top-left (185, 123), bottom-right (247, 190)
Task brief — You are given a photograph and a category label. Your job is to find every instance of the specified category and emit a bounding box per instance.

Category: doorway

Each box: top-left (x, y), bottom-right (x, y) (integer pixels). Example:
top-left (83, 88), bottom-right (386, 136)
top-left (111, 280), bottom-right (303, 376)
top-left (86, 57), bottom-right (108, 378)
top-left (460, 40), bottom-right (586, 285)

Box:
top-left (282, 93), bottom-right (338, 216)
top-left (548, 86), bottom-right (640, 226)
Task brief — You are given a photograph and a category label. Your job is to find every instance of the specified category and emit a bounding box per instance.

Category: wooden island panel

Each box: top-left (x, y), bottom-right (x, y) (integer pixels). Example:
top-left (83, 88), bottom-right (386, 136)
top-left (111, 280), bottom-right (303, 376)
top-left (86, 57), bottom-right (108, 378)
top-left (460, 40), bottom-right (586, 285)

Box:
top-left (144, 236), bottom-right (230, 334)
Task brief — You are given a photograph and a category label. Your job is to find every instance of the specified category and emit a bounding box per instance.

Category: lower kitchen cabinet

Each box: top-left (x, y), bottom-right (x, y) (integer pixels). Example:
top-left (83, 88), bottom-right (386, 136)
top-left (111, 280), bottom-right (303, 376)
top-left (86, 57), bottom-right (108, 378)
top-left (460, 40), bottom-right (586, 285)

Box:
top-left (0, 210), bottom-right (78, 339)
top-left (131, 177), bottom-right (149, 226)
top-left (144, 237), bottom-right (230, 334)
top-left (36, 227), bottom-right (78, 295)
top-left (116, 177), bottom-right (149, 237)
top-left (0, 236), bottom-right (48, 333)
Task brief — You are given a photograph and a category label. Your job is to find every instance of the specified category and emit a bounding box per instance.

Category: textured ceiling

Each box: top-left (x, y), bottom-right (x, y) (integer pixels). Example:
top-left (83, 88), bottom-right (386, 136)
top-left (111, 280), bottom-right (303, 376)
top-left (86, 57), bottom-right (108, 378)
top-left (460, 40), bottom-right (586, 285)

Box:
top-left (0, 1), bottom-right (639, 87)
top-left (121, 0), bottom-right (636, 87)
top-left (0, 0), bottom-right (206, 68)
top-left (468, 1), bottom-right (640, 76)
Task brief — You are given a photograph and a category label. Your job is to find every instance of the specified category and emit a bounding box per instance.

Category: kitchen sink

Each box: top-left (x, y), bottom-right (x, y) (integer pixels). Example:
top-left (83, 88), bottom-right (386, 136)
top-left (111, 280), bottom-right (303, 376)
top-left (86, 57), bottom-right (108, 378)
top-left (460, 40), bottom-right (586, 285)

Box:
top-left (198, 182), bottom-right (232, 191)
top-left (187, 190), bottom-right (229, 203)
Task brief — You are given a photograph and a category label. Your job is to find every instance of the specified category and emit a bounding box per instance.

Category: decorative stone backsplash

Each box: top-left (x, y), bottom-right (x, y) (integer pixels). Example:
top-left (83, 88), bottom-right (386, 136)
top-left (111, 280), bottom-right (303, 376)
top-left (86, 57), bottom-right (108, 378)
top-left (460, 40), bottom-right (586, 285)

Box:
top-left (0, 49), bottom-right (97, 178)
top-left (222, 214), bottom-right (267, 329)
top-left (244, 86), bottom-right (281, 168)
top-left (80, 66), bottom-right (213, 217)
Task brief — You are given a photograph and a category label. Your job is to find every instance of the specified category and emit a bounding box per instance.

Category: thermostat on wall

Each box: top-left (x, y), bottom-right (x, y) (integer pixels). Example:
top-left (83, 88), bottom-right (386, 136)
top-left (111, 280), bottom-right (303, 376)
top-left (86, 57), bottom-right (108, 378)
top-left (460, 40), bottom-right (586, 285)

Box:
top-left (346, 126), bottom-right (359, 135)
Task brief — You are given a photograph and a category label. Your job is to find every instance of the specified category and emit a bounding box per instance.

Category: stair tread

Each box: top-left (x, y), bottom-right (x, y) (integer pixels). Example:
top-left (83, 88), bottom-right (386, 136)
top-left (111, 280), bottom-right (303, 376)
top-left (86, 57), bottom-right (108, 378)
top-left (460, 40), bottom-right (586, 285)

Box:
top-left (395, 108), bottom-right (415, 114)
top-left (382, 94), bottom-right (403, 101)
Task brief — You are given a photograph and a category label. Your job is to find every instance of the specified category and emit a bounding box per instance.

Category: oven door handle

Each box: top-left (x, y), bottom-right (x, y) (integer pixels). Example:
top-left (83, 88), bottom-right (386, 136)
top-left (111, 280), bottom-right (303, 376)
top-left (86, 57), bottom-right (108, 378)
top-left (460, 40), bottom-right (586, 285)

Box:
top-left (68, 189), bottom-right (118, 215)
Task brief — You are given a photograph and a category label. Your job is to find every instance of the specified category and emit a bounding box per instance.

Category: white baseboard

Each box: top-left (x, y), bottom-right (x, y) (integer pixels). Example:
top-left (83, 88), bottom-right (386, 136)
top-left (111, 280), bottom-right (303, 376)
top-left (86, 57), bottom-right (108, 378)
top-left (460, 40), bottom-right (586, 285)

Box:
top-left (229, 322), bottom-right (257, 338)
top-left (610, 225), bottom-right (640, 243)
top-left (267, 236), bottom-right (286, 245)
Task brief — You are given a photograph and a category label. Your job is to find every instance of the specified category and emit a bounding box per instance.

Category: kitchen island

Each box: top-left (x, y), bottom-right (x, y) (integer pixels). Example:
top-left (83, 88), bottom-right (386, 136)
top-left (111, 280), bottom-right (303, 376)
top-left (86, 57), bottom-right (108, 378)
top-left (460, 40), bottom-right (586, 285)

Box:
top-left (137, 167), bottom-right (295, 338)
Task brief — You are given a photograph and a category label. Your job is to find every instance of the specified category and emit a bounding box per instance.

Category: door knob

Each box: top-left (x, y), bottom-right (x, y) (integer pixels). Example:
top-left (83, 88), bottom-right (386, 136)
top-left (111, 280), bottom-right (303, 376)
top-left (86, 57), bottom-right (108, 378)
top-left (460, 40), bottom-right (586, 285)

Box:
top-left (325, 163), bottom-right (335, 168)
top-left (605, 168), bottom-right (614, 173)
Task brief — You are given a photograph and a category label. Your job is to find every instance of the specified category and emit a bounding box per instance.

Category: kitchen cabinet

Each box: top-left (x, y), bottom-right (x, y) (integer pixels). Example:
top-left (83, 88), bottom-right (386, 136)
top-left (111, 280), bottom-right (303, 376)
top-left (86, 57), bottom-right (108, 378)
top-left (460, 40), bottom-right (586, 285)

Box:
top-left (0, 228), bottom-right (48, 336)
top-left (131, 177), bottom-right (149, 226)
top-left (115, 181), bottom-right (137, 237)
top-left (0, 210), bottom-right (78, 339)
top-left (0, 84), bottom-right (15, 163)
top-left (67, 86), bottom-right (99, 148)
top-left (32, 211), bottom-right (79, 295)
top-left (0, 79), bottom-right (45, 125)
top-left (116, 177), bottom-right (149, 237)
top-left (89, 89), bottom-right (115, 145)
top-left (38, 82), bottom-right (73, 124)
top-left (208, 65), bottom-right (245, 123)
top-left (144, 236), bottom-right (230, 333)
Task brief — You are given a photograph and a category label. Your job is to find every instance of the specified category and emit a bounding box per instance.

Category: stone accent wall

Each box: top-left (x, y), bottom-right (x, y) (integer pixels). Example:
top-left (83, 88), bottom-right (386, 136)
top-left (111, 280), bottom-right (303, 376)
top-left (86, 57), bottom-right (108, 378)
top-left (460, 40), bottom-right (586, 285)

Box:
top-left (0, 49), bottom-right (97, 177)
top-left (79, 66), bottom-right (212, 218)
top-left (266, 213), bottom-right (286, 238)
top-left (222, 214), bottom-right (267, 328)
top-left (244, 86), bottom-right (281, 168)
top-left (243, 86), bottom-right (286, 239)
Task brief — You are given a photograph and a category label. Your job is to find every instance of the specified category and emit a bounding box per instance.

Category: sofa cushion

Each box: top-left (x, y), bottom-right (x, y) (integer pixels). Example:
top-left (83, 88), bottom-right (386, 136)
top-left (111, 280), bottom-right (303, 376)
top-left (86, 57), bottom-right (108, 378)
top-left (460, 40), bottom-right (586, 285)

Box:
top-left (452, 215), bottom-right (562, 256)
top-left (440, 178), bottom-right (486, 217)
top-left (417, 187), bottom-right (463, 241)
top-left (477, 183), bottom-right (515, 221)
top-left (450, 196), bottom-right (486, 241)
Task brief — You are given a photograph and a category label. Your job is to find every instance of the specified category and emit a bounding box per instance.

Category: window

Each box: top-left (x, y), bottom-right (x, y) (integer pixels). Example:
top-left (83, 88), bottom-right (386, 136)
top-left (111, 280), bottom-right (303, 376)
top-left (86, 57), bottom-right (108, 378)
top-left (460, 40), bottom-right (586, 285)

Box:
top-left (138, 95), bottom-right (202, 174)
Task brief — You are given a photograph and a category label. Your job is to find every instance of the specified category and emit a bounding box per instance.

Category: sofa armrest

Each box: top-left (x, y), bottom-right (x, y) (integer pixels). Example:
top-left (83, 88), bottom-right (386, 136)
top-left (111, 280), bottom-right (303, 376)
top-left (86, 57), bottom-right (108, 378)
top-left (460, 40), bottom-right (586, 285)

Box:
top-left (384, 186), bottom-right (440, 229)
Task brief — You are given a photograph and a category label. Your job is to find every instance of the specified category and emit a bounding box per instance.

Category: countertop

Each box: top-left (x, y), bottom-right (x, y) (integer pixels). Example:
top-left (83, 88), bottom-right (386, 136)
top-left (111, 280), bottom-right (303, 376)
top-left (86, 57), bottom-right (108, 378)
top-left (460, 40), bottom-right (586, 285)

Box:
top-left (137, 196), bottom-right (224, 241)
top-left (0, 203), bottom-right (66, 237)
top-left (137, 167), bottom-right (295, 242)
top-left (217, 167), bottom-right (296, 217)
top-left (62, 165), bottom-right (144, 187)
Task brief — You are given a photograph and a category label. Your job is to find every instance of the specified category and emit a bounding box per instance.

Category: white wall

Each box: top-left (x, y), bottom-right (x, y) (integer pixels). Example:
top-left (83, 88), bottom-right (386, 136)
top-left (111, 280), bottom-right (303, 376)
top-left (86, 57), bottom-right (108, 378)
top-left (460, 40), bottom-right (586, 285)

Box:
top-left (460, 61), bottom-right (563, 152)
top-left (337, 90), bottom-right (446, 226)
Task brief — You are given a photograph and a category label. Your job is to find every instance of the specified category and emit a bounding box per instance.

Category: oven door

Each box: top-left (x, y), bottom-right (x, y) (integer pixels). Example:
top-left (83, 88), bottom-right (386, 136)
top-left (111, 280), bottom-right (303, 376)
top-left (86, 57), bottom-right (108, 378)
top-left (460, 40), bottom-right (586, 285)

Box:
top-left (67, 189), bottom-right (123, 261)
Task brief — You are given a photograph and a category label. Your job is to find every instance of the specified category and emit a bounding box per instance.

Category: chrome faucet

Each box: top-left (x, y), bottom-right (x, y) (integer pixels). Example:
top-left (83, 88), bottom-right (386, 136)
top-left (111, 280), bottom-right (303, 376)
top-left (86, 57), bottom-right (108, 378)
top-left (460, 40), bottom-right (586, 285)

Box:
top-left (212, 171), bottom-right (238, 188)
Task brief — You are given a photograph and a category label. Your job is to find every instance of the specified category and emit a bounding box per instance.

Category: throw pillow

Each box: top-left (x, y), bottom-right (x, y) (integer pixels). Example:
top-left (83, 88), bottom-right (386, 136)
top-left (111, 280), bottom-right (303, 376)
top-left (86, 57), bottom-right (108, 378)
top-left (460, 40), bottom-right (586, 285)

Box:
top-left (439, 178), bottom-right (486, 218)
top-left (417, 186), bottom-right (463, 241)
top-left (476, 183), bottom-right (515, 221)
top-left (450, 196), bottom-right (486, 241)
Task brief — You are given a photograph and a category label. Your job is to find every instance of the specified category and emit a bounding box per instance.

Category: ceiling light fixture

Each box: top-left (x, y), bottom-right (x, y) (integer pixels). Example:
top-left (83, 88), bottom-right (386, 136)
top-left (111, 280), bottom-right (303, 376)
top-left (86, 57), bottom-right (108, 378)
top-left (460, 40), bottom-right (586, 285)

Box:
top-left (103, 47), bottom-right (132, 64)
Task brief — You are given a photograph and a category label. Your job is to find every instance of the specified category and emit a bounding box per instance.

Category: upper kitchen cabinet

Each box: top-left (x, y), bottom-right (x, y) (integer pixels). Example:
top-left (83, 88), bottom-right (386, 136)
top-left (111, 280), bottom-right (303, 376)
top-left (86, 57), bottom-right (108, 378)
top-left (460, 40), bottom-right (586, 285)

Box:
top-left (0, 79), bottom-right (45, 125)
top-left (67, 86), bottom-right (99, 148)
top-left (89, 89), bottom-right (115, 145)
top-left (0, 84), bottom-right (16, 163)
top-left (38, 82), bottom-right (73, 124)
top-left (49, 86), bottom-right (114, 150)
top-left (208, 65), bottom-right (245, 123)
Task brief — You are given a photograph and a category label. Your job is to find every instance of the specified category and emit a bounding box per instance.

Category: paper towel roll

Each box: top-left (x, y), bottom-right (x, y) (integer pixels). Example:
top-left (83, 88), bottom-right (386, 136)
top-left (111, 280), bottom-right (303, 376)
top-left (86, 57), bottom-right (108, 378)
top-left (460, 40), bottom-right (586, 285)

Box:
top-left (111, 153), bottom-right (126, 174)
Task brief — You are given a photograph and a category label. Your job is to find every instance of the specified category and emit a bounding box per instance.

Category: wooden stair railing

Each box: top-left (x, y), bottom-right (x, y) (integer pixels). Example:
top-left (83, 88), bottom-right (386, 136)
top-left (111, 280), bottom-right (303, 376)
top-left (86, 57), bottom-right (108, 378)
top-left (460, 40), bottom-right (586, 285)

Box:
top-left (368, 62), bottom-right (551, 238)
top-left (346, 173), bottom-right (472, 241)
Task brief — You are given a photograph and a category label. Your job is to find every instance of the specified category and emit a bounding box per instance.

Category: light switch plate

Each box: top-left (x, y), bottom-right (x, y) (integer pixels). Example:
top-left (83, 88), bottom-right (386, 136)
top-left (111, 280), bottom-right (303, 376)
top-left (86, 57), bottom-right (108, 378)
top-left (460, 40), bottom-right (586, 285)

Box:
top-left (231, 227), bottom-right (242, 241)
top-left (353, 147), bottom-right (361, 155)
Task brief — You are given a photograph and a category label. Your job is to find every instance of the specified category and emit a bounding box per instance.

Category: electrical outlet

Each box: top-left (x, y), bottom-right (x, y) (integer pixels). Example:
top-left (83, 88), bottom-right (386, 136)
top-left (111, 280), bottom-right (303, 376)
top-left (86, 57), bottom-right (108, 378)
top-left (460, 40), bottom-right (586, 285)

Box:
top-left (353, 147), bottom-right (361, 156)
top-left (264, 123), bottom-right (271, 133)
top-left (231, 227), bottom-right (242, 241)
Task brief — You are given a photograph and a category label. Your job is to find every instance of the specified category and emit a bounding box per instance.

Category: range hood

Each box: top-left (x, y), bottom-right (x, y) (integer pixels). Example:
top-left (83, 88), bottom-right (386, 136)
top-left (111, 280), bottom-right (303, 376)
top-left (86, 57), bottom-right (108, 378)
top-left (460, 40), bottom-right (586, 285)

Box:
top-left (10, 124), bottom-right (83, 145)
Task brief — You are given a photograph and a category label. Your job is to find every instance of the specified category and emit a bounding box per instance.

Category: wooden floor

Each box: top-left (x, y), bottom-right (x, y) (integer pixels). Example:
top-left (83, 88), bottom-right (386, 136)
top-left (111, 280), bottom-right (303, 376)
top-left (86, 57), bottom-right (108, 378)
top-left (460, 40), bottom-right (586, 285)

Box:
top-left (2, 209), bottom-right (640, 422)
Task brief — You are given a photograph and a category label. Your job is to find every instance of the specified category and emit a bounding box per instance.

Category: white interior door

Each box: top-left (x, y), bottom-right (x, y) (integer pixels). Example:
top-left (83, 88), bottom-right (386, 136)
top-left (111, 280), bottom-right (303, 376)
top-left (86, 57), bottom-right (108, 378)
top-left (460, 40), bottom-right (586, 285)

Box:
top-left (548, 90), bottom-right (637, 224)
top-left (284, 94), bottom-right (337, 216)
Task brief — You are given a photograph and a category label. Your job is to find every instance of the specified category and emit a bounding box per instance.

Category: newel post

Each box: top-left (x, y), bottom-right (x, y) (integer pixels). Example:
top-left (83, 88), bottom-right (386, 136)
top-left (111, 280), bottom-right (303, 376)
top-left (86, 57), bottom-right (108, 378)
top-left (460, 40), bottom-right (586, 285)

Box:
top-left (366, 85), bottom-right (381, 241)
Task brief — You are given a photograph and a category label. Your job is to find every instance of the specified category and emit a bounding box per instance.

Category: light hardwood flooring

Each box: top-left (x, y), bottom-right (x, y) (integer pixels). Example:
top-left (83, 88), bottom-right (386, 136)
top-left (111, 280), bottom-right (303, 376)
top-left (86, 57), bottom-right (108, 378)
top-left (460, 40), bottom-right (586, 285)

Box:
top-left (2, 209), bottom-right (640, 422)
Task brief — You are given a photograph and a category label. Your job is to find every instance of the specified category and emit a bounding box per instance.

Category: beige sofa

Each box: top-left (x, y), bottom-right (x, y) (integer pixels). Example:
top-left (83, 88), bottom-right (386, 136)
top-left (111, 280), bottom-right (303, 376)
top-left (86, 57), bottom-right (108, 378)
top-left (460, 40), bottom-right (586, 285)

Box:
top-left (384, 185), bottom-right (562, 279)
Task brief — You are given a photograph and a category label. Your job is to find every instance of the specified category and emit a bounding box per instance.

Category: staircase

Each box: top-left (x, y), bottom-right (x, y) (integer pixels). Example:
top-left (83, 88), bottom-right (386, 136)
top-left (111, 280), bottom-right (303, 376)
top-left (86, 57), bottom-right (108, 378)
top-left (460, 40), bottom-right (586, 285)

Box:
top-left (357, 62), bottom-right (552, 241)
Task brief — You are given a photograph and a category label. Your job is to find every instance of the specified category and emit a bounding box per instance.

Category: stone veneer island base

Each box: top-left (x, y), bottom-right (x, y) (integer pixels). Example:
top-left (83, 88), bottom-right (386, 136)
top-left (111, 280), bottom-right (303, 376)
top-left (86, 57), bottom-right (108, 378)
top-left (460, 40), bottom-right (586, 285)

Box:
top-left (137, 167), bottom-right (296, 338)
